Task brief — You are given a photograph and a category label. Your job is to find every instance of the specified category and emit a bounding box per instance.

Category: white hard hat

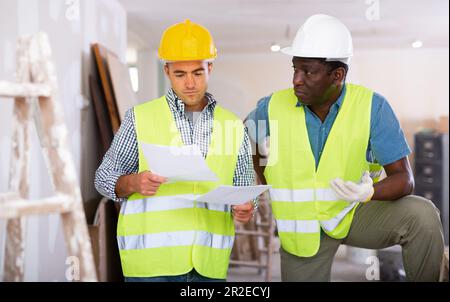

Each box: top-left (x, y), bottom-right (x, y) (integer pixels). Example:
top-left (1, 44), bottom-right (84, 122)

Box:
top-left (281, 14), bottom-right (353, 65)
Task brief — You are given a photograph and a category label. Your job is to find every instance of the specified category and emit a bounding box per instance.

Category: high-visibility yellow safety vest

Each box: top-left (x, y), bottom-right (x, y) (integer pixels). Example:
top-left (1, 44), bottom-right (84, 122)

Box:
top-left (264, 84), bottom-right (373, 257)
top-left (117, 96), bottom-right (244, 278)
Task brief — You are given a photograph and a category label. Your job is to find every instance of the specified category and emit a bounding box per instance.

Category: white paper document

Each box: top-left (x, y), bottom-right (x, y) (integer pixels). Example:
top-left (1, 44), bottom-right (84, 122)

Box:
top-left (141, 143), bottom-right (219, 182)
top-left (196, 185), bottom-right (271, 205)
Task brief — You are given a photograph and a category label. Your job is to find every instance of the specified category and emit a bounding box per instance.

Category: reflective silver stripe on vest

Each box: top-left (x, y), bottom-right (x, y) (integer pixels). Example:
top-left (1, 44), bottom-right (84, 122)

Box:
top-left (270, 188), bottom-right (338, 202)
top-left (194, 231), bottom-right (234, 250)
top-left (319, 202), bottom-right (358, 231)
top-left (121, 195), bottom-right (230, 215)
top-left (276, 219), bottom-right (320, 233)
top-left (118, 230), bottom-right (234, 250)
top-left (315, 188), bottom-right (339, 201)
top-left (121, 194), bottom-right (198, 215)
top-left (270, 188), bottom-right (358, 232)
top-left (118, 230), bottom-right (195, 250)
top-left (196, 201), bottom-right (230, 213)
top-left (270, 188), bottom-right (314, 202)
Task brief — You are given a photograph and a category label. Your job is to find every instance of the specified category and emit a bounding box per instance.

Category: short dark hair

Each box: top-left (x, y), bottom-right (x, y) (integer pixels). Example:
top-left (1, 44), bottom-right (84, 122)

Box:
top-left (293, 57), bottom-right (349, 79)
top-left (311, 58), bottom-right (348, 75)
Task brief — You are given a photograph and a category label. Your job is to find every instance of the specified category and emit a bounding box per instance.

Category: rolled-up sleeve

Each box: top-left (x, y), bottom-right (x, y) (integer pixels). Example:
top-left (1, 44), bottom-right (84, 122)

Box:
top-left (94, 108), bottom-right (139, 202)
top-left (369, 92), bottom-right (412, 165)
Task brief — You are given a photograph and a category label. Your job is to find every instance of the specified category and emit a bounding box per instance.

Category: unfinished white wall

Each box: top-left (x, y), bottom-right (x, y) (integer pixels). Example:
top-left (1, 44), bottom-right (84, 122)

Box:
top-left (135, 49), bottom-right (159, 103)
top-left (349, 48), bottom-right (449, 154)
top-left (208, 52), bottom-right (292, 120)
top-left (0, 0), bottom-right (126, 281)
top-left (208, 48), bottom-right (449, 148)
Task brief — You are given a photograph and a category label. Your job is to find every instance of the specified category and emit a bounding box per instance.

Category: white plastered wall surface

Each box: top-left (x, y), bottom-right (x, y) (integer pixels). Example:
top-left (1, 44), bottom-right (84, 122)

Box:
top-left (348, 48), bottom-right (450, 165)
top-left (0, 0), bottom-right (126, 281)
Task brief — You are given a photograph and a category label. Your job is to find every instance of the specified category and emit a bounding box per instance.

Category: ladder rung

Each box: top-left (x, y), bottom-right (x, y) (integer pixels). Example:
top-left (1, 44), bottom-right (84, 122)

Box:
top-left (235, 230), bottom-right (270, 237)
top-left (0, 192), bottom-right (20, 202)
top-left (259, 247), bottom-right (278, 254)
top-left (229, 260), bottom-right (267, 268)
top-left (0, 81), bottom-right (52, 98)
top-left (0, 195), bottom-right (74, 219)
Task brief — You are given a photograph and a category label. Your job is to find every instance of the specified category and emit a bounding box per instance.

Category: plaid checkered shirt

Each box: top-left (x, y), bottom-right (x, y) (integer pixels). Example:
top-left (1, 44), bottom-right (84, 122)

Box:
top-left (95, 89), bottom-right (258, 211)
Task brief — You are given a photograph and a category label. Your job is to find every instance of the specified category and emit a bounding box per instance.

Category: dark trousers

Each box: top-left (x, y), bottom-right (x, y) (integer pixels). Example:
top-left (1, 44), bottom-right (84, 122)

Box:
top-left (124, 269), bottom-right (225, 282)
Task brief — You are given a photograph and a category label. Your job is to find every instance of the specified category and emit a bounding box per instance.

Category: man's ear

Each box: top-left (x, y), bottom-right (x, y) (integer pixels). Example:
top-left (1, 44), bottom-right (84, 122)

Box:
top-left (333, 67), bottom-right (345, 85)
top-left (163, 63), bottom-right (170, 76)
top-left (207, 62), bottom-right (213, 74)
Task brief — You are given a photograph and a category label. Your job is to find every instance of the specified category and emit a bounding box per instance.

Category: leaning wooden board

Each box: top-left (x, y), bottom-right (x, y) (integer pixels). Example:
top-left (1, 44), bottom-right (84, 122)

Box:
top-left (89, 75), bottom-right (114, 154)
top-left (92, 43), bottom-right (121, 133)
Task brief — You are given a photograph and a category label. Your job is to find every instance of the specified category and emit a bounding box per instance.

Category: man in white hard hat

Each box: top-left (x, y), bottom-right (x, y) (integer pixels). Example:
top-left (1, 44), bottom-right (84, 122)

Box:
top-left (246, 14), bottom-right (444, 281)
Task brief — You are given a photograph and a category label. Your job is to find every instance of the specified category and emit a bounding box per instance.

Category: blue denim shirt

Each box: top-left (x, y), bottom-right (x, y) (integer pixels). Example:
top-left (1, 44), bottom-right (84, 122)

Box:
top-left (245, 84), bottom-right (411, 168)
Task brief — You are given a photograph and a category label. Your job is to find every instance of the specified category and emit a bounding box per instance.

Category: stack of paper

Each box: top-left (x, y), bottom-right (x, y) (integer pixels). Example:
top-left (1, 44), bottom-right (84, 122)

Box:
top-left (141, 143), bottom-right (218, 182)
top-left (141, 143), bottom-right (271, 205)
top-left (195, 185), bottom-right (271, 205)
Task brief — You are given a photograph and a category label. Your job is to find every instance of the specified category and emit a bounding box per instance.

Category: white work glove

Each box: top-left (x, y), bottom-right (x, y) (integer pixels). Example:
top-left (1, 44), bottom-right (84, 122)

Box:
top-left (330, 171), bottom-right (375, 203)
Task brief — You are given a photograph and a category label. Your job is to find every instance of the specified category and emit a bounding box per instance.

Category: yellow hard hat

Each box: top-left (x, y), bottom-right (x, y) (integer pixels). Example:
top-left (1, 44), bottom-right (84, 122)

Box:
top-left (158, 19), bottom-right (217, 61)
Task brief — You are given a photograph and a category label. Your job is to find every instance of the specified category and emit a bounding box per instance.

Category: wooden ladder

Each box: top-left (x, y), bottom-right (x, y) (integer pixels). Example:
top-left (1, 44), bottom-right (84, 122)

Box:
top-left (230, 189), bottom-right (276, 282)
top-left (0, 32), bottom-right (97, 281)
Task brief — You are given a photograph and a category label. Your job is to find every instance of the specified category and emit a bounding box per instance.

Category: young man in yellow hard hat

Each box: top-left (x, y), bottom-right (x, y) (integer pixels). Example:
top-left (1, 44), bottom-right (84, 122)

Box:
top-left (95, 19), bottom-right (257, 282)
top-left (246, 14), bottom-right (444, 281)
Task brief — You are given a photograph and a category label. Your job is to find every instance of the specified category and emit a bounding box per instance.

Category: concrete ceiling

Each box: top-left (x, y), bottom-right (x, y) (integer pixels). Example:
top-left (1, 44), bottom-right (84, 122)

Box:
top-left (119, 0), bottom-right (449, 53)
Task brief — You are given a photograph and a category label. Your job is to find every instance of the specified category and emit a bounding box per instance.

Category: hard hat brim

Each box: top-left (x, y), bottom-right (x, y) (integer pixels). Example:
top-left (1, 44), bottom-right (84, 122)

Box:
top-left (280, 46), bottom-right (352, 63)
top-left (280, 47), bottom-right (298, 57)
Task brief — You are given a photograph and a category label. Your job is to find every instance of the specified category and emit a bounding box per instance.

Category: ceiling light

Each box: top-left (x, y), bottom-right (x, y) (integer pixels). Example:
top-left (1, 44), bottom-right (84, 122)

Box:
top-left (412, 40), bottom-right (423, 48)
top-left (270, 43), bottom-right (281, 52)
